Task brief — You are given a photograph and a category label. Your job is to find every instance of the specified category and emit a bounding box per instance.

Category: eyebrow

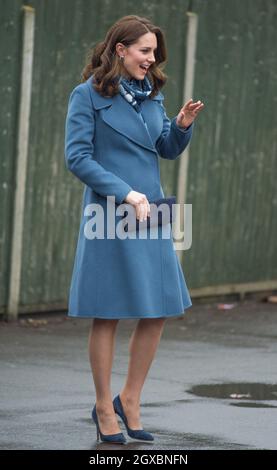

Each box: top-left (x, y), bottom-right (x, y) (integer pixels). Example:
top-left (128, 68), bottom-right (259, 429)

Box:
top-left (141, 46), bottom-right (157, 50)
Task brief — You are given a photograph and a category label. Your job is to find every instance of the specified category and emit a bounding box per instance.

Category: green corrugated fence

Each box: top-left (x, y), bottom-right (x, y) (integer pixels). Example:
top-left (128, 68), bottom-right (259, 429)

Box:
top-left (0, 0), bottom-right (276, 317)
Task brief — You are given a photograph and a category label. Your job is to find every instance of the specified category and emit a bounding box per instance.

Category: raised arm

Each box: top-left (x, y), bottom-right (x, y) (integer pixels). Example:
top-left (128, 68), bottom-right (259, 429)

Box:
top-left (155, 101), bottom-right (194, 160)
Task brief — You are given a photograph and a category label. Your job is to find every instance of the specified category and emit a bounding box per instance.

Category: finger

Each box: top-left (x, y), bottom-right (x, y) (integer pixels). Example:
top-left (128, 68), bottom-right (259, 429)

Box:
top-left (193, 101), bottom-right (204, 107)
top-left (193, 103), bottom-right (205, 113)
top-left (147, 201), bottom-right (151, 217)
top-left (185, 98), bottom-right (193, 106)
top-left (185, 99), bottom-right (203, 107)
top-left (139, 203), bottom-right (144, 221)
top-left (184, 103), bottom-right (204, 116)
top-left (143, 202), bottom-right (148, 220)
top-left (147, 202), bottom-right (150, 215)
top-left (181, 99), bottom-right (192, 110)
top-left (139, 202), bottom-right (147, 221)
top-left (139, 208), bottom-right (144, 222)
top-left (186, 101), bottom-right (203, 110)
top-left (136, 203), bottom-right (142, 220)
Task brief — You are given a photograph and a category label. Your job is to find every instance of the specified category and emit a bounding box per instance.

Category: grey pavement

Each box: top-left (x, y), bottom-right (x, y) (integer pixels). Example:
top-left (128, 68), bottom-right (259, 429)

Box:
top-left (0, 298), bottom-right (277, 450)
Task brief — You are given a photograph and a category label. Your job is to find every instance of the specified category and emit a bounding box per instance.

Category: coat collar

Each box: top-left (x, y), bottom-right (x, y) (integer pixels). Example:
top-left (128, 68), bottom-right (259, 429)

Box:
top-left (85, 75), bottom-right (164, 153)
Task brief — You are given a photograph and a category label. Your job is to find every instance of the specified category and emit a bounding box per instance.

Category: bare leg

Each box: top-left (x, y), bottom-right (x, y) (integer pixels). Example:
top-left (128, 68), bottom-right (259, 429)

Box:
top-left (119, 317), bottom-right (166, 429)
top-left (88, 318), bottom-right (121, 435)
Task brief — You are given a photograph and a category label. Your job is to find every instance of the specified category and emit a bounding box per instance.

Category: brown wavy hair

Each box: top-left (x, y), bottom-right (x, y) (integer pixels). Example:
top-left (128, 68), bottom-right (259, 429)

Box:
top-left (80, 14), bottom-right (168, 99)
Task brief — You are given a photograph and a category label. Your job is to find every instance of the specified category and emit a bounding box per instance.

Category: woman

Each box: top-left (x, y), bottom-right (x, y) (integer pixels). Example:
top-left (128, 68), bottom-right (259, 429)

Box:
top-left (64, 14), bottom-right (204, 444)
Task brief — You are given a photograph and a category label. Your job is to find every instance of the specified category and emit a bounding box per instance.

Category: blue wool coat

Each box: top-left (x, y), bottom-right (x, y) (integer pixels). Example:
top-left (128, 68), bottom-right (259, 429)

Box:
top-left (64, 75), bottom-right (194, 319)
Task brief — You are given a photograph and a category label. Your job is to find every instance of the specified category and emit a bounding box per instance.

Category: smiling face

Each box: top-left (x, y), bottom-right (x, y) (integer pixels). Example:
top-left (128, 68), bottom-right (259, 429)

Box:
top-left (116, 32), bottom-right (157, 80)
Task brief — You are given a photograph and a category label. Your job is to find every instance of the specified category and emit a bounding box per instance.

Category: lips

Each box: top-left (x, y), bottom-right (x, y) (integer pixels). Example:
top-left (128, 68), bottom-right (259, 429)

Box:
top-left (139, 64), bottom-right (149, 71)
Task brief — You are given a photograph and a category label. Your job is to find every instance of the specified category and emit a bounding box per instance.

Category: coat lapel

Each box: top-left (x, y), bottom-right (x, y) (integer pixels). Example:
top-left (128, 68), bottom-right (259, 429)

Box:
top-left (85, 76), bottom-right (164, 154)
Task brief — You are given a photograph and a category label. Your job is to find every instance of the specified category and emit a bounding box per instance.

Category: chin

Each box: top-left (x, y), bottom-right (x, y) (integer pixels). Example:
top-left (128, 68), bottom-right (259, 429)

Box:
top-left (137, 72), bottom-right (146, 80)
top-left (131, 68), bottom-right (146, 79)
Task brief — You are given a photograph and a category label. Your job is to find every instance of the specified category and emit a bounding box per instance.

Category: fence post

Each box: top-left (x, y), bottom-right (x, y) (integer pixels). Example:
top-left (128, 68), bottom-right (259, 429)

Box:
top-left (175, 10), bottom-right (198, 263)
top-left (6, 5), bottom-right (35, 321)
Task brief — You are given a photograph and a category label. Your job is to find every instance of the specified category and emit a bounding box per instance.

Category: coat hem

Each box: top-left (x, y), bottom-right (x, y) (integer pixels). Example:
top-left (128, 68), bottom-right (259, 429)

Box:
top-left (67, 303), bottom-right (192, 319)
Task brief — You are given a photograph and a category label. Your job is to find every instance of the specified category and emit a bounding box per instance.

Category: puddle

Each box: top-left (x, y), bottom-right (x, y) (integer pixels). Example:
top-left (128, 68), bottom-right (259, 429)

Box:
top-left (230, 402), bottom-right (277, 408)
top-left (187, 382), bottom-right (277, 408)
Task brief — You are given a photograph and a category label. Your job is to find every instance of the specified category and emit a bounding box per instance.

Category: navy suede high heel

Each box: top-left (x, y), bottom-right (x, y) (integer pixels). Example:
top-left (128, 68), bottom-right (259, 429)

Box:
top-left (113, 394), bottom-right (154, 441)
top-left (91, 405), bottom-right (126, 444)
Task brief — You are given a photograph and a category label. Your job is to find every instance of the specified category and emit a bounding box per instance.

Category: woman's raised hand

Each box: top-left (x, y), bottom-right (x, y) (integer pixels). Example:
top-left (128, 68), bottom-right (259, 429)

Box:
top-left (176, 99), bottom-right (205, 129)
top-left (124, 191), bottom-right (151, 222)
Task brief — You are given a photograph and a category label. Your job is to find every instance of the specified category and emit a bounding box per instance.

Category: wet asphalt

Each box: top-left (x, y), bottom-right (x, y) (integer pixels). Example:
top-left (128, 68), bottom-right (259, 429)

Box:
top-left (0, 298), bottom-right (277, 450)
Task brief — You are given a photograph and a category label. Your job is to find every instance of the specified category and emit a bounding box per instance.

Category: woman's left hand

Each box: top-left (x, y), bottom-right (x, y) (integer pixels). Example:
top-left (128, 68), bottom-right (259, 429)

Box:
top-left (176, 99), bottom-right (205, 129)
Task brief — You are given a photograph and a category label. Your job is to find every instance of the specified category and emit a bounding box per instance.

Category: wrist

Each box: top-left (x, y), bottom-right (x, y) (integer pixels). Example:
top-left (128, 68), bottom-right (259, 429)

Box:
top-left (175, 117), bottom-right (189, 130)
